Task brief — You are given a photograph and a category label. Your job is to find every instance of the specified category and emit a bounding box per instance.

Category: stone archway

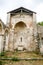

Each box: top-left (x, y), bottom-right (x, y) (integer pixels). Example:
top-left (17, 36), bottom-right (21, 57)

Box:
top-left (14, 21), bottom-right (27, 50)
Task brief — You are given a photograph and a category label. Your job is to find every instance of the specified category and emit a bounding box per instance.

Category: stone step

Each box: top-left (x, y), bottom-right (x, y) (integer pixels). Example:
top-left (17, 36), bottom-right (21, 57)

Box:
top-left (0, 58), bottom-right (43, 60)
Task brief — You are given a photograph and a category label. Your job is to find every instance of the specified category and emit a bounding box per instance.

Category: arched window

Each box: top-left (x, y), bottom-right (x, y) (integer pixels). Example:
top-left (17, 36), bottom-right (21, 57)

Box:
top-left (0, 23), bottom-right (2, 32)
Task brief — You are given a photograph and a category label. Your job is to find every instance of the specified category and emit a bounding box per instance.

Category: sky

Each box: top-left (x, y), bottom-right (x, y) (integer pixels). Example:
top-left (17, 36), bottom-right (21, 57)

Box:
top-left (0, 0), bottom-right (43, 24)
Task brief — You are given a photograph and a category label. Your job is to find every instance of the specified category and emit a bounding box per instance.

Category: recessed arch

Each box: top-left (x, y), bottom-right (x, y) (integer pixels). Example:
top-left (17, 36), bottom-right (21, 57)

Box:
top-left (14, 21), bottom-right (27, 32)
top-left (14, 21), bottom-right (27, 50)
top-left (14, 21), bottom-right (26, 28)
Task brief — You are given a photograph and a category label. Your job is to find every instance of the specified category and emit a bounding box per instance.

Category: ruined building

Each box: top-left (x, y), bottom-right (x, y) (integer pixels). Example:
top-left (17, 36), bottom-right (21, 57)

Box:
top-left (0, 7), bottom-right (43, 54)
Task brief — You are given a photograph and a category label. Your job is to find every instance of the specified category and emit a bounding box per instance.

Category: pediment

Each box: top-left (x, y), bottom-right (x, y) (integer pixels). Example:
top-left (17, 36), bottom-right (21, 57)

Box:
top-left (7, 7), bottom-right (36, 15)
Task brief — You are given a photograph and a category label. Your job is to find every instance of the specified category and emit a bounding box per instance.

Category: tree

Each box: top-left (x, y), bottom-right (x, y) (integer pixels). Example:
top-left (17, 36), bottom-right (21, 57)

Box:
top-left (38, 21), bottom-right (43, 26)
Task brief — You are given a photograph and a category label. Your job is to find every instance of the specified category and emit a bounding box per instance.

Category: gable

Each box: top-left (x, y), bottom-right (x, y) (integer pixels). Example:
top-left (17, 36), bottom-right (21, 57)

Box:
top-left (7, 7), bottom-right (36, 15)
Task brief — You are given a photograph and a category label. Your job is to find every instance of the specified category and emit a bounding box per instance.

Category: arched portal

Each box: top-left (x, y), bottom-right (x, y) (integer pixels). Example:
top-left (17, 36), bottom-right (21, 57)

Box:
top-left (14, 21), bottom-right (27, 50)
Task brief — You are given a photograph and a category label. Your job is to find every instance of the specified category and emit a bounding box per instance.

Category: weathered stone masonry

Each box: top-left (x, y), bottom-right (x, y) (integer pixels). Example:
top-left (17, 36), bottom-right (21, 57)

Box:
top-left (0, 7), bottom-right (43, 54)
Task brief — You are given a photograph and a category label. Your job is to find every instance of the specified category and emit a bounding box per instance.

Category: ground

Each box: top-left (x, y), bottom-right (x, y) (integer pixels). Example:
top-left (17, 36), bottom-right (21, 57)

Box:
top-left (0, 51), bottom-right (43, 65)
top-left (1, 60), bottom-right (43, 65)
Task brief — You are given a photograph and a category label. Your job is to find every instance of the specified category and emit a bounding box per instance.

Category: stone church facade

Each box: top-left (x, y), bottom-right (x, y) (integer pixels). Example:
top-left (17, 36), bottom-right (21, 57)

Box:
top-left (0, 7), bottom-right (43, 54)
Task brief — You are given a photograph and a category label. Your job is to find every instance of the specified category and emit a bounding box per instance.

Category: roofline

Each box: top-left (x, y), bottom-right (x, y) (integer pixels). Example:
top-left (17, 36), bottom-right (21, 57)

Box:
top-left (7, 7), bottom-right (36, 14)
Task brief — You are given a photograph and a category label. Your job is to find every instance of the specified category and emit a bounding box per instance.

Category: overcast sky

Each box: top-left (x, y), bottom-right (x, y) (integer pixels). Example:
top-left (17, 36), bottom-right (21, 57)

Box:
top-left (0, 0), bottom-right (43, 24)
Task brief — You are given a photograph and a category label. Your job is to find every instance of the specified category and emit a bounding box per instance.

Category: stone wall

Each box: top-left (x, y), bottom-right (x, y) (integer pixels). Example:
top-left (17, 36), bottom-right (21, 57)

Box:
top-left (0, 34), bottom-right (4, 52)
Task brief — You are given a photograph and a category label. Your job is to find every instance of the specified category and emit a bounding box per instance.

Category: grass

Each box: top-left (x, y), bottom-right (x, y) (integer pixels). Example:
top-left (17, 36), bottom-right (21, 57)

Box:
top-left (0, 51), bottom-right (43, 58)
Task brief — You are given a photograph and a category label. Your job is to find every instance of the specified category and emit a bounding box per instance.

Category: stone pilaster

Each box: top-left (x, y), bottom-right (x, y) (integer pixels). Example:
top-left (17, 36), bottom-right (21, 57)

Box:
top-left (7, 13), bottom-right (11, 27)
top-left (8, 29), bottom-right (14, 51)
top-left (33, 13), bottom-right (38, 51)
